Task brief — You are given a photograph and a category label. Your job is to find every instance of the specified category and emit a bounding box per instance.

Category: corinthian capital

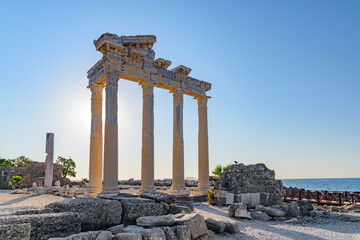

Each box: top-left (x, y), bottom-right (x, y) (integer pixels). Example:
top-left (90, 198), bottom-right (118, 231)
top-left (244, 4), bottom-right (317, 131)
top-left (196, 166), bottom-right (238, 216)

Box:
top-left (171, 90), bottom-right (183, 105)
top-left (105, 71), bottom-right (119, 88)
top-left (196, 95), bottom-right (209, 109)
top-left (140, 81), bottom-right (154, 97)
top-left (90, 82), bottom-right (105, 100)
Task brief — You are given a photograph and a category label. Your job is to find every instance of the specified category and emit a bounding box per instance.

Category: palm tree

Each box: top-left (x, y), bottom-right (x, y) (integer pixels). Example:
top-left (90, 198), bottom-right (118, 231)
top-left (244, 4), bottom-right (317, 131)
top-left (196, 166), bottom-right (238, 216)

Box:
top-left (212, 164), bottom-right (232, 179)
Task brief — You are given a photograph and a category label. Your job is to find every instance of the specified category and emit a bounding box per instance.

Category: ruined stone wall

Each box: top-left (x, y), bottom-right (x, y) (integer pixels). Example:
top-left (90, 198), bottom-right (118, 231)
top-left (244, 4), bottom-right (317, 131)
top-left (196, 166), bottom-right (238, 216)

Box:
top-left (214, 163), bottom-right (283, 206)
top-left (0, 162), bottom-right (70, 189)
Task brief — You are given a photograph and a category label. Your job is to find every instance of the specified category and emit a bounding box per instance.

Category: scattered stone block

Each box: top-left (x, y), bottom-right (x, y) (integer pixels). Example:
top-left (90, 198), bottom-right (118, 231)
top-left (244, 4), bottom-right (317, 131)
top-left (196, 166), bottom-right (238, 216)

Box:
top-left (171, 225), bottom-right (191, 240)
top-left (46, 198), bottom-right (122, 231)
top-left (255, 205), bottom-right (286, 217)
top-left (250, 211), bottom-right (272, 221)
top-left (229, 203), bottom-right (252, 219)
top-left (140, 191), bottom-right (176, 204)
top-left (0, 223), bottom-right (31, 240)
top-left (169, 204), bottom-right (191, 214)
top-left (121, 200), bottom-right (168, 225)
top-left (113, 233), bottom-right (142, 240)
top-left (224, 221), bottom-right (241, 234)
top-left (122, 226), bottom-right (166, 240)
top-left (286, 201), bottom-right (300, 217)
top-left (161, 226), bottom-right (176, 240)
top-left (136, 214), bottom-right (175, 227)
top-left (197, 230), bottom-right (217, 240)
top-left (106, 224), bottom-right (124, 235)
top-left (175, 214), bottom-right (208, 239)
top-left (205, 218), bottom-right (226, 233)
top-left (49, 230), bottom-right (113, 240)
top-left (0, 212), bottom-right (81, 239)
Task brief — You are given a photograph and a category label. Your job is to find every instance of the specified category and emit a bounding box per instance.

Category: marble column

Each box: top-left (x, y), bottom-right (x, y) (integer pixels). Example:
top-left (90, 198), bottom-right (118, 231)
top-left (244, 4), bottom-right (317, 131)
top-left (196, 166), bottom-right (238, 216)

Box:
top-left (192, 96), bottom-right (210, 196)
top-left (89, 82), bottom-right (104, 197)
top-left (168, 90), bottom-right (190, 197)
top-left (102, 71), bottom-right (120, 194)
top-left (140, 81), bottom-right (155, 192)
top-left (44, 133), bottom-right (54, 188)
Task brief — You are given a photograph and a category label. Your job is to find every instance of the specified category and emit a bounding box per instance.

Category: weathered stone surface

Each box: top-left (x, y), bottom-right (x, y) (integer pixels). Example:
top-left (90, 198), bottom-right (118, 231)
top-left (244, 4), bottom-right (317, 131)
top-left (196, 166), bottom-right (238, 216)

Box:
top-left (46, 198), bottom-right (122, 231)
top-left (169, 204), bottom-right (192, 214)
top-left (205, 218), bottom-right (226, 233)
top-left (122, 226), bottom-right (166, 240)
top-left (136, 214), bottom-right (175, 227)
top-left (171, 225), bottom-right (191, 240)
top-left (175, 214), bottom-right (208, 239)
top-left (250, 211), bottom-right (272, 221)
top-left (286, 201), bottom-right (301, 217)
top-left (197, 230), bottom-right (217, 240)
top-left (298, 201), bottom-right (314, 216)
top-left (121, 200), bottom-right (168, 225)
top-left (229, 203), bottom-right (252, 219)
top-left (256, 205), bottom-right (286, 217)
top-left (161, 227), bottom-right (176, 240)
top-left (175, 200), bottom-right (194, 212)
top-left (14, 208), bottom-right (54, 215)
top-left (140, 191), bottom-right (176, 204)
top-left (224, 221), bottom-right (241, 234)
top-left (0, 223), bottom-right (31, 240)
top-left (113, 233), bottom-right (142, 240)
top-left (0, 212), bottom-right (81, 239)
top-left (106, 224), bottom-right (124, 235)
top-left (49, 230), bottom-right (113, 240)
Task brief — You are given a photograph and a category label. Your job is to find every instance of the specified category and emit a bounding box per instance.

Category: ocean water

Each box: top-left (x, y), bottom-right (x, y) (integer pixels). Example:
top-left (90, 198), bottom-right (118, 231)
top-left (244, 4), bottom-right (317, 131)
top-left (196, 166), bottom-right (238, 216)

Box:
top-left (281, 178), bottom-right (360, 192)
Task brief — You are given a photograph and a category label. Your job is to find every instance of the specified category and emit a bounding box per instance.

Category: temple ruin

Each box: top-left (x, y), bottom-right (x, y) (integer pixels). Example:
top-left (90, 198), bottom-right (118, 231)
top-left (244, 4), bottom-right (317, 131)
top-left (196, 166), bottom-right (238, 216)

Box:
top-left (87, 33), bottom-right (212, 197)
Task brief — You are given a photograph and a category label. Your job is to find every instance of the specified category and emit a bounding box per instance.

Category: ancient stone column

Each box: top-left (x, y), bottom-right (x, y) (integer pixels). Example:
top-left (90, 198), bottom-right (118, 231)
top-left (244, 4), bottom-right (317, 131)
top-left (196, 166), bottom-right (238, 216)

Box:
top-left (44, 133), bottom-right (54, 188)
top-left (102, 71), bottom-right (120, 194)
top-left (168, 90), bottom-right (190, 197)
top-left (140, 81), bottom-right (155, 192)
top-left (192, 96), bottom-right (210, 196)
top-left (89, 82), bottom-right (104, 197)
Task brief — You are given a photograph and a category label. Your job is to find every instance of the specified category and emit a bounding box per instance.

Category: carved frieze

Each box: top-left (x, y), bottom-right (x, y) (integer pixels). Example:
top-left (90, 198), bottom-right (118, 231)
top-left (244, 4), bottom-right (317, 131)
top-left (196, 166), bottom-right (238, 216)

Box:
top-left (88, 34), bottom-right (212, 97)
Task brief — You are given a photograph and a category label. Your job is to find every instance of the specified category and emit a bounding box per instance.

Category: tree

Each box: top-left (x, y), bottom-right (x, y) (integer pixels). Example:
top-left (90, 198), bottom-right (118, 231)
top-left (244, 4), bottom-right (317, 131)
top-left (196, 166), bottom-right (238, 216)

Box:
top-left (56, 156), bottom-right (76, 178)
top-left (0, 158), bottom-right (14, 166)
top-left (13, 156), bottom-right (33, 167)
top-left (212, 164), bottom-right (233, 179)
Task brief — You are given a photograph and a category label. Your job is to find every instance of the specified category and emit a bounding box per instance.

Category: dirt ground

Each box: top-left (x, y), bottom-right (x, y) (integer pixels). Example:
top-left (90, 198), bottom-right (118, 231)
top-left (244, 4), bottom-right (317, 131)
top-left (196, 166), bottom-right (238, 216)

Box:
top-left (1, 189), bottom-right (359, 240)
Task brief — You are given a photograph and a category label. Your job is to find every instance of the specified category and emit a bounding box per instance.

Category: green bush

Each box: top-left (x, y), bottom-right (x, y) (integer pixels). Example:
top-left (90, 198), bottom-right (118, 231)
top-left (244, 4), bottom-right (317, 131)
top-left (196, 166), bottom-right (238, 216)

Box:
top-left (81, 178), bottom-right (89, 183)
top-left (0, 158), bottom-right (14, 166)
top-left (9, 175), bottom-right (23, 186)
top-left (206, 187), bottom-right (215, 205)
top-left (211, 164), bottom-right (232, 180)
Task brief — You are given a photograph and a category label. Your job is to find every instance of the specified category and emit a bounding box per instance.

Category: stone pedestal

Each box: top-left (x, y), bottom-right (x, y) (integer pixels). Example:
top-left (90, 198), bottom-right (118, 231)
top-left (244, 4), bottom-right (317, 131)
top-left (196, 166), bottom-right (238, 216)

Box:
top-left (102, 72), bottom-right (120, 194)
top-left (168, 90), bottom-right (190, 197)
top-left (139, 81), bottom-right (155, 192)
top-left (191, 96), bottom-right (210, 196)
top-left (44, 133), bottom-right (54, 188)
top-left (89, 83), bottom-right (104, 197)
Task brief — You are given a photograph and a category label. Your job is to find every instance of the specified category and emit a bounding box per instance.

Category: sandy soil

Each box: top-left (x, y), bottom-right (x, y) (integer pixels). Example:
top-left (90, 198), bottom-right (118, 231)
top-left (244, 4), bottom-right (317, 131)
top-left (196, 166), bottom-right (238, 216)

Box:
top-left (1, 189), bottom-right (359, 240)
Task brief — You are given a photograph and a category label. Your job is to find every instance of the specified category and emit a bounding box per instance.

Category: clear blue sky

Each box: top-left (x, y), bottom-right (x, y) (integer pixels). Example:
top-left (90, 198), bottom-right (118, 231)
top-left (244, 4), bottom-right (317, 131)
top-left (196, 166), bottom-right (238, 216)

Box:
top-left (1, 1), bottom-right (359, 180)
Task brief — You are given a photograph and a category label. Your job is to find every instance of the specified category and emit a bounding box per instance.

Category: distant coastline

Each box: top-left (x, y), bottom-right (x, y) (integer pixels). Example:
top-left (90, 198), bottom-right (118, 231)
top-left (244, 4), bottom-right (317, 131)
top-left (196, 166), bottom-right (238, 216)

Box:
top-left (281, 178), bottom-right (360, 192)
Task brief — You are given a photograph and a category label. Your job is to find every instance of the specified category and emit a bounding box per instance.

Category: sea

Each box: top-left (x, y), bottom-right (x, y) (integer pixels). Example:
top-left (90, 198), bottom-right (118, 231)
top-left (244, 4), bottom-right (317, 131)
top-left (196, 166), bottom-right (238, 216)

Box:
top-left (281, 178), bottom-right (360, 192)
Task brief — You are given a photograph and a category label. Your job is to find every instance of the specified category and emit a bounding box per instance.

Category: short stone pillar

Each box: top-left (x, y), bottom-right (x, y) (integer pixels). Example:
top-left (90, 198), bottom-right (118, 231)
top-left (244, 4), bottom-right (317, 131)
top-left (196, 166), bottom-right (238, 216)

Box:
top-left (168, 90), bottom-right (190, 197)
top-left (44, 133), bottom-right (54, 188)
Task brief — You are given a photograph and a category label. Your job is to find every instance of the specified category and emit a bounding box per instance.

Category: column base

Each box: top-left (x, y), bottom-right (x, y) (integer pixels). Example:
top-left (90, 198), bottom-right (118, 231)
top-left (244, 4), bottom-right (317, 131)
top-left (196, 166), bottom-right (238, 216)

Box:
top-left (168, 187), bottom-right (190, 197)
top-left (100, 186), bottom-right (119, 196)
top-left (190, 186), bottom-right (211, 196)
top-left (89, 187), bottom-right (102, 198)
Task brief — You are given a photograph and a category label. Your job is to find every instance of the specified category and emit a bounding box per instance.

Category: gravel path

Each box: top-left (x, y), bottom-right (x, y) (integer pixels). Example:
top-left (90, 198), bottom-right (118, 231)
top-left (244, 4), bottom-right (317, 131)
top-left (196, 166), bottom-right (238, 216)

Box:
top-left (194, 203), bottom-right (360, 240)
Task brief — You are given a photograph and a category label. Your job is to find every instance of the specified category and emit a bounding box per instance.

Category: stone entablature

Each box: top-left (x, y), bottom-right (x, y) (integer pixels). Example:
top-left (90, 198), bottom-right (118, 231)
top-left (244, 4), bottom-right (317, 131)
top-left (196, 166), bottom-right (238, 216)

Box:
top-left (87, 33), bottom-right (211, 197)
top-left (87, 33), bottom-right (211, 97)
